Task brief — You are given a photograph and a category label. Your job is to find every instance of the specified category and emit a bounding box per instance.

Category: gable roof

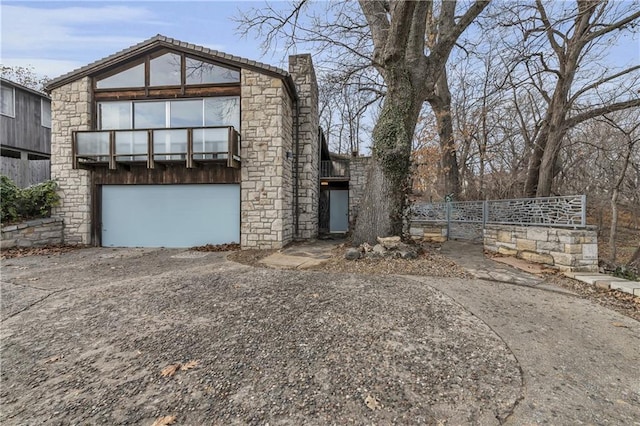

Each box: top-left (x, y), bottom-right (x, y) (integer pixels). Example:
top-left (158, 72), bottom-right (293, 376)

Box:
top-left (45, 34), bottom-right (296, 97)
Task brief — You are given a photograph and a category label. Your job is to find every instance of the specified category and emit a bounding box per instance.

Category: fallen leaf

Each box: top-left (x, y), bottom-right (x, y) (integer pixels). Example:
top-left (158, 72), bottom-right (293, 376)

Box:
top-left (180, 360), bottom-right (200, 371)
top-left (151, 415), bottom-right (176, 426)
top-left (44, 355), bottom-right (63, 364)
top-left (161, 363), bottom-right (181, 377)
top-left (612, 322), bottom-right (630, 328)
top-left (364, 394), bottom-right (382, 410)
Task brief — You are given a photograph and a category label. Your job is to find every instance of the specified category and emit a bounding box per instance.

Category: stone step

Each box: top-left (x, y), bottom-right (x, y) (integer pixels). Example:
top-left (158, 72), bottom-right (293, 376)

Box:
top-left (563, 272), bottom-right (640, 296)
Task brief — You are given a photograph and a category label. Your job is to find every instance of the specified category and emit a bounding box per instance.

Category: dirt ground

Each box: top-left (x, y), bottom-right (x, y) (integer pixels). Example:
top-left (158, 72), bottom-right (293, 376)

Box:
top-left (231, 243), bottom-right (640, 322)
top-left (1, 248), bottom-right (521, 425)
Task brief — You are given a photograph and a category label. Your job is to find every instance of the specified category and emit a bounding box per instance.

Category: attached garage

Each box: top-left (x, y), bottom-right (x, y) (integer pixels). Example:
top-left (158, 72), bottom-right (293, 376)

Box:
top-left (101, 184), bottom-right (240, 248)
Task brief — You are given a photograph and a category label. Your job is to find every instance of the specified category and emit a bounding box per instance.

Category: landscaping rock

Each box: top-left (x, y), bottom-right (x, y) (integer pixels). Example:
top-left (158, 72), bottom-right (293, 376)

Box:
top-left (399, 250), bottom-right (418, 260)
top-left (372, 244), bottom-right (387, 255)
top-left (377, 236), bottom-right (401, 250)
top-left (344, 248), bottom-right (361, 261)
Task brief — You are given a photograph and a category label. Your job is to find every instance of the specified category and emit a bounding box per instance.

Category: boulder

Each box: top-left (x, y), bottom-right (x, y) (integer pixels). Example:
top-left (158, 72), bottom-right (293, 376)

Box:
top-left (344, 248), bottom-right (361, 261)
top-left (372, 244), bottom-right (387, 255)
top-left (377, 236), bottom-right (401, 250)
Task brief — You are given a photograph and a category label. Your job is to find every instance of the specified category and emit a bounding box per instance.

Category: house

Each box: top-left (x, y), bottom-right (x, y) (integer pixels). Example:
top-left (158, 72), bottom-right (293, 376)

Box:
top-left (45, 35), bottom-right (319, 249)
top-left (1, 78), bottom-right (52, 187)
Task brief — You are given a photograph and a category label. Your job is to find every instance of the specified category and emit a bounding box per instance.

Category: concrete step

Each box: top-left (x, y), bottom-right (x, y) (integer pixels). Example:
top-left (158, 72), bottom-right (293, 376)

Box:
top-left (563, 272), bottom-right (640, 296)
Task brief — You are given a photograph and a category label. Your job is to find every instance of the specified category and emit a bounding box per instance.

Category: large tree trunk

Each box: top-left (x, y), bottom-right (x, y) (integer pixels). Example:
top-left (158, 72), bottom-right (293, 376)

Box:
top-left (429, 70), bottom-right (461, 199)
top-left (352, 79), bottom-right (423, 245)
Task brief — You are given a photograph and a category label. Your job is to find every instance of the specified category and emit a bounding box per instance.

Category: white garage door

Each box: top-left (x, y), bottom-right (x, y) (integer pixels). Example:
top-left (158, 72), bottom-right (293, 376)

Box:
top-left (101, 184), bottom-right (240, 248)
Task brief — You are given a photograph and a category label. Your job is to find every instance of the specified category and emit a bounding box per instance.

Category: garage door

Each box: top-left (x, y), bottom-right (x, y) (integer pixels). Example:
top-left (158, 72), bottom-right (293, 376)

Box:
top-left (101, 184), bottom-right (240, 248)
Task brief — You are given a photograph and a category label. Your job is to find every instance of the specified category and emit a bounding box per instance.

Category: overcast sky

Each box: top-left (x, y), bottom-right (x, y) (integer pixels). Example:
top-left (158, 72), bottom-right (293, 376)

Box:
top-left (1, 0), bottom-right (639, 81)
top-left (1, 1), bottom-right (282, 80)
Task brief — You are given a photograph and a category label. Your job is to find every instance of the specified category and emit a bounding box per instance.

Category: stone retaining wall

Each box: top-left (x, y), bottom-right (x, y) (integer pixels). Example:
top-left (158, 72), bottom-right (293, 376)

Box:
top-left (1, 217), bottom-right (64, 248)
top-left (408, 222), bottom-right (448, 243)
top-left (484, 225), bottom-right (598, 272)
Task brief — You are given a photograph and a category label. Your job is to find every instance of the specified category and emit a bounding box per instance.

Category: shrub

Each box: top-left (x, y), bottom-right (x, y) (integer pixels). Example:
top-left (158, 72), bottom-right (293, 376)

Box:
top-left (0, 175), bottom-right (60, 223)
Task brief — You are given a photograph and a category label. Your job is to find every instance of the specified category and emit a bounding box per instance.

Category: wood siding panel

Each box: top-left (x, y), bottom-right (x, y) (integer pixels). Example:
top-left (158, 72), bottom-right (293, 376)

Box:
top-left (92, 163), bottom-right (240, 185)
top-left (0, 88), bottom-right (51, 155)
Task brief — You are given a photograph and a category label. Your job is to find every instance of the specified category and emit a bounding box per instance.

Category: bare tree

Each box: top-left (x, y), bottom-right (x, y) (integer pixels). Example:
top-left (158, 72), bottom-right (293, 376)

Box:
top-left (352, 0), bottom-right (490, 243)
top-left (508, 0), bottom-right (640, 197)
top-left (1, 65), bottom-right (49, 91)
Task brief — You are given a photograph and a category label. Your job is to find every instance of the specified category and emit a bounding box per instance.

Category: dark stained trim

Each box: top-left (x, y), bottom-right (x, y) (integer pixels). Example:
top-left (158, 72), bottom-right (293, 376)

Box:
top-left (45, 35), bottom-right (298, 101)
top-left (93, 85), bottom-right (240, 101)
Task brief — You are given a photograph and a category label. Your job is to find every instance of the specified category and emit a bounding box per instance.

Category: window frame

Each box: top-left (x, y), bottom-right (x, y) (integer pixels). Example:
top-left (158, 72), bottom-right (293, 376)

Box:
top-left (1, 85), bottom-right (16, 118)
top-left (41, 98), bottom-right (51, 128)
top-left (93, 49), bottom-right (240, 92)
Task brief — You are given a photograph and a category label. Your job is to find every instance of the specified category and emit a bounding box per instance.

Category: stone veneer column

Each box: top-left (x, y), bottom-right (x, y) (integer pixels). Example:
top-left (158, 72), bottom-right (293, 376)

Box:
top-left (240, 70), bottom-right (294, 249)
top-left (50, 77), bottom-right (92, 245)
top-left (289, 55), bottom-right (319, 240)
top-left (348, 156), bottom-right (371, 226)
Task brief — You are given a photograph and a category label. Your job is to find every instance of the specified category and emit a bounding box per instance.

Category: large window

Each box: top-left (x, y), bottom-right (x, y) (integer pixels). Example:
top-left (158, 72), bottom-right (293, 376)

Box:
top-left (94, 51), bottom-right (240, 89)
top-left (97, 97), bottom-right (240, 131)
top-left (96, 63), bottom-right (145, 89)
top-left (1, 85), bottom-right (15, 117)
top-left (41, 99), bottom-right (51, 128)
top-left (150, 53), bottom-right (181, 86)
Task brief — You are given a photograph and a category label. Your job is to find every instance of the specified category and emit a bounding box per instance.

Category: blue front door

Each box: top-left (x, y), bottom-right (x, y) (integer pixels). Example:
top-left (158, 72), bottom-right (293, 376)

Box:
top-left (329, 189), bottom-right (349, 233)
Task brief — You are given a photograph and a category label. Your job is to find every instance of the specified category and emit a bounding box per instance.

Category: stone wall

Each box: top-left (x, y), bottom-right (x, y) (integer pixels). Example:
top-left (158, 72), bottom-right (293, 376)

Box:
top-left (50, 77), bottom-right (92, 245)
top-left (484, 225), bottom-right (598, 272)
top-left (408, 222), bottom-right (448, 243)
top-left (289, 55), bottom-right (319, 240)
top-left (240, 70), bottom-right (293, 249)
top-left (348, 156), bottom-right (370, 226)
top-left (1, 217), bottom-right (63, 248)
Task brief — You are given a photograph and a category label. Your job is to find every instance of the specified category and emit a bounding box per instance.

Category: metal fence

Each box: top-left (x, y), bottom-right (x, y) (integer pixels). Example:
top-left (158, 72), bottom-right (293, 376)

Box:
top-left (411, 195), bottom-right (587, 237)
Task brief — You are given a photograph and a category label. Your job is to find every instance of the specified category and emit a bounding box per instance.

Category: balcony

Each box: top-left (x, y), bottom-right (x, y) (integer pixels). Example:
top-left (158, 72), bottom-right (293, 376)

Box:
top-left (320, 159), bottom-right (349, 180)
top-left (73, 126), bottom-right (240, 170)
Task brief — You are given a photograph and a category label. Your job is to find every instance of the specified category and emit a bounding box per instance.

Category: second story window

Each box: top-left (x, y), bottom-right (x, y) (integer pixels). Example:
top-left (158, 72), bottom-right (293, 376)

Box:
top-left (41, 99), bottom-right (51, 128)
top-left (1, 85), bottom-right (15, 117)
top-left (94, 50), bottom-right (240, 90)
top-left (97, 97), bottom-right (240, 131)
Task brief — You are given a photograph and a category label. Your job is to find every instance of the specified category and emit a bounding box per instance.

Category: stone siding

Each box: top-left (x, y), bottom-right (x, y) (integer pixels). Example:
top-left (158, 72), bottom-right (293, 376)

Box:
top-left (240, 70), bottom-right (294, 249)
top-left (408, 222), bottom-right (448, 243)
top-left (289, 55), bottom-right (319, 240)
top-left (484, 225), bottom-right (598, 272)
top-left (50, 77), bottom-right (92, 245)
top-left (1, 217), bottom-right (64, 248)
top-left (348, 156), bottom-right (370, 226)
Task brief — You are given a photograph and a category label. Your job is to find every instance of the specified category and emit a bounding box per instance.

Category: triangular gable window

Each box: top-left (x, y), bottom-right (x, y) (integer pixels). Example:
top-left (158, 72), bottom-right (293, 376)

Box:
top-left (95, 50), bottom-right (240, 90)
top-left (186, 58), bottom-right (239, 85)
top-left (96, 63), bottom-right (145, 89)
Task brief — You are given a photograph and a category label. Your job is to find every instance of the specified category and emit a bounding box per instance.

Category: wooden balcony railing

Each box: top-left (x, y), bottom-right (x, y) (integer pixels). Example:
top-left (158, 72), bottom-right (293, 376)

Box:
top-left (73, 126), bottom-right (240, 170)
top-left (320, 159), bottom-right (349, 179)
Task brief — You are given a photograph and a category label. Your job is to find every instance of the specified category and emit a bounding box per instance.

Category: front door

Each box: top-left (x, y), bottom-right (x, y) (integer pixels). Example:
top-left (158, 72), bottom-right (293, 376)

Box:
top-left (329, 189), bottom-right (349, 233)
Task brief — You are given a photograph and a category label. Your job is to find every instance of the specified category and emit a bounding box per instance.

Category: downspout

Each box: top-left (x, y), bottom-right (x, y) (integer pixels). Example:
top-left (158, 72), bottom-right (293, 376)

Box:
top-left (293, 96), bottom-right (300, 239)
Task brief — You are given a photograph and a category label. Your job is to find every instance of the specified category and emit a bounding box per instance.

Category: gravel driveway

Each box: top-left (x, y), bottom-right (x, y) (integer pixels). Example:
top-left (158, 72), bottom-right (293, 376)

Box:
top-left (1, 248), bottom-right (521, 425)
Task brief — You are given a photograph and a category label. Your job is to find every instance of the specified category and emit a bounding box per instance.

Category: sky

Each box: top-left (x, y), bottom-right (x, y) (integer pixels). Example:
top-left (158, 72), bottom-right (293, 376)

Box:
top-left (0, 0), bottom-right (292, 80)
top-left (1, 1), bottom-right (638, 81)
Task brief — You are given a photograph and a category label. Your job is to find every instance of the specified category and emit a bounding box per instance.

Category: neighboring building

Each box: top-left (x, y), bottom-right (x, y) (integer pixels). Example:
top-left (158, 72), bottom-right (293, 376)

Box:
top-left (45, 34), bottom-right (319, 249)
top-left (0, 78), bottom-right (52, 187)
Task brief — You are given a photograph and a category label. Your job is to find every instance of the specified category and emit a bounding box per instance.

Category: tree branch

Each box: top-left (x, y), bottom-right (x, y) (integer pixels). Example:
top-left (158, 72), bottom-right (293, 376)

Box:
top-left (565, 99), bottom-right (640, 128)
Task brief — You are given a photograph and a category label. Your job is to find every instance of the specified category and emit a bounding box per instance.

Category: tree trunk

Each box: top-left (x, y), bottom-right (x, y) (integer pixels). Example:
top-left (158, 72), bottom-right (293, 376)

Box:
top-left (628, 246), bottom-right (640, 270)
top-left (352, 79), bottom-right (422, 245)
top-left (609, 188), bottom-right (619, 264)
top-left (429, 70), bottom-right (460, 199)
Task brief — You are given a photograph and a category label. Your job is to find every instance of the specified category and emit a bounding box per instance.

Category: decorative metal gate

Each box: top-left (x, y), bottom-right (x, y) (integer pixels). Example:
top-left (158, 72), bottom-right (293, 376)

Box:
top-left (411, 195), bottom-right (587, 241)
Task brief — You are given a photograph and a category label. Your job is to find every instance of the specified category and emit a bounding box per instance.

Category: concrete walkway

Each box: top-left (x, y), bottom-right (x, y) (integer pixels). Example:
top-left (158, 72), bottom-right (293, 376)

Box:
top-left (259, 239), bottom-right (339, 269)
top-left (565, 271), bottom-right (640, 296)
top-left (421, 241), bottom-right (640, 424)
top-left (262, 239), bottom-right (640, 423)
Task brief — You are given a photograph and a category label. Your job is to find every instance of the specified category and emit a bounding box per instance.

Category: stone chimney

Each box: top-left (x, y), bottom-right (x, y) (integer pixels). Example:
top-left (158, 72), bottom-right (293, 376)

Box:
top-left (289, 54), bottom-right (319, 240)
